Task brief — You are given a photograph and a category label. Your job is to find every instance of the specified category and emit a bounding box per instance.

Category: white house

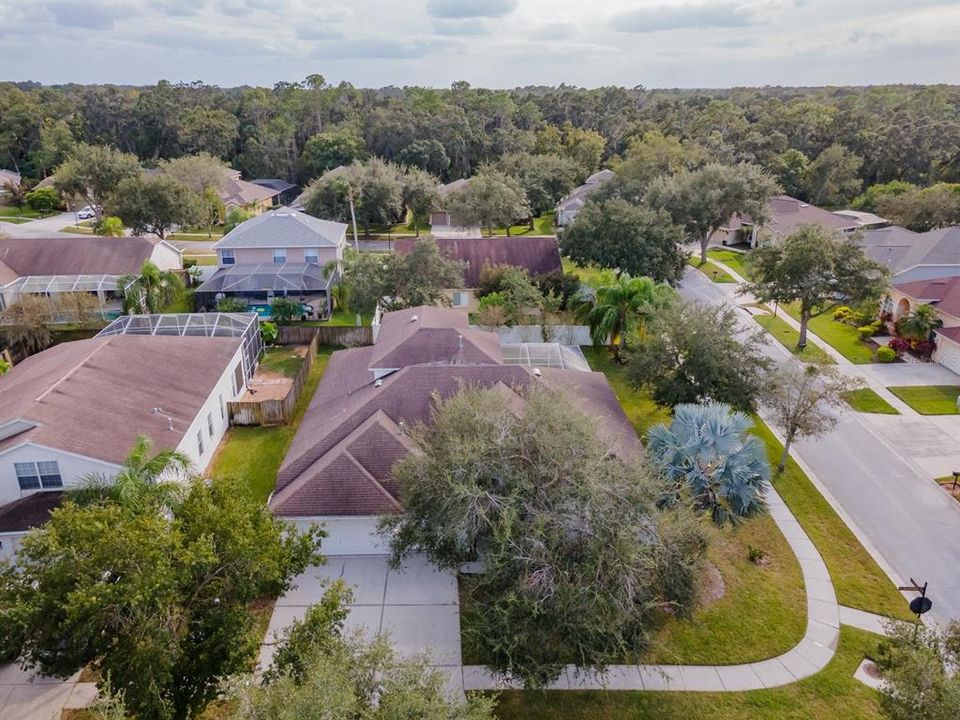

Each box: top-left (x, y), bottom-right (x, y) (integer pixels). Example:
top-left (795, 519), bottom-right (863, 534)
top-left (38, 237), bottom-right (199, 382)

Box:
top-left (0, 312), bottom-right (261, 558)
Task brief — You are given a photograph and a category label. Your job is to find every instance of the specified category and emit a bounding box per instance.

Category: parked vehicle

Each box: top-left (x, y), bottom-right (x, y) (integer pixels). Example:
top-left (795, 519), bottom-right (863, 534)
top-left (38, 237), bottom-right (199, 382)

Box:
top-left (76, 206), bottom-right (97, 220)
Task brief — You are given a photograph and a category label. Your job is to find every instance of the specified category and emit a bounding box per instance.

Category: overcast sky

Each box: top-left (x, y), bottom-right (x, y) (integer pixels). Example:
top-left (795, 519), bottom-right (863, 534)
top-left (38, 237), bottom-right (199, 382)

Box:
top-left (0, 0), bottom-right (957, 89)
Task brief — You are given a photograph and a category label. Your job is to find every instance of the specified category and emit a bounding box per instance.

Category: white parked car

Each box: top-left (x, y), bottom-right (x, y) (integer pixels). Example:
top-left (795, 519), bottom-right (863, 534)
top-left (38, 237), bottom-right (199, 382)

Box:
top-left (76, 206), bottom-right (97, 220)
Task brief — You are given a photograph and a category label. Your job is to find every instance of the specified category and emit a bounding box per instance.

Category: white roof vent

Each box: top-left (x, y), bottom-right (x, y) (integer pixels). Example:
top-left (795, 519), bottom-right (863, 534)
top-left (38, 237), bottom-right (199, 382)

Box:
top-left (374, 378), bottom-right (383, 388)
top-left (410, 314), bottom-right (418, 323)
top-left (533, 368), bottom-right (541, 378)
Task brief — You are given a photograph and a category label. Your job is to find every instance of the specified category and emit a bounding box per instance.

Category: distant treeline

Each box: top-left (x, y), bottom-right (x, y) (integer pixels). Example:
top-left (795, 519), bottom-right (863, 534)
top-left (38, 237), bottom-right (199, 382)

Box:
top-left (2, 79), bottom-right (958, 192)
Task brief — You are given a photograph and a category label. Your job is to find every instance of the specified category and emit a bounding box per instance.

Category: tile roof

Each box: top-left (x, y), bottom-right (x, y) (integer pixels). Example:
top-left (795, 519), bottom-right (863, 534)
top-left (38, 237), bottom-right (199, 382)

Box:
top-left (394, 236), bottom-right (562, 287)
top-left (368, 306), bottom-right (502, 369)
top-left (894, 276), bottom-right (960, 319)
top-left (0, 236), bottom-right (161, 277)
top-left (0, 335), bottom-right (242, 466)
top-left (214, 209), bottom-right (347, 249)
top-left (0, 491), bottom-right (64, 533)
top-left (861, 225), bottom-right (960, 275)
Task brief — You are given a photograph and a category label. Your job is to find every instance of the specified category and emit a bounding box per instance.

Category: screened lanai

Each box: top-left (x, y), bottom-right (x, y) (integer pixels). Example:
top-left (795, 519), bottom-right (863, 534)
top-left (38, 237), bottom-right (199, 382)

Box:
top-left (0, 273), bottom-right (134, 316)
top-left (500, 343), bottom-right (591, 371)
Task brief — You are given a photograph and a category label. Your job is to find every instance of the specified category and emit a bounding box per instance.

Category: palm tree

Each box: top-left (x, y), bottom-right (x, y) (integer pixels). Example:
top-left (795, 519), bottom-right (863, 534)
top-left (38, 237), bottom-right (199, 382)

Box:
top-left (898, 303), bottom-right (942, 341)
top-left (587, 275), bottom-right (676, 358)
top-left (71, 435), bottom-right (191, 513)
top-left (118, 260), bottom-right (185, 314)
top-left (646, 402), bottom-right (771, 526)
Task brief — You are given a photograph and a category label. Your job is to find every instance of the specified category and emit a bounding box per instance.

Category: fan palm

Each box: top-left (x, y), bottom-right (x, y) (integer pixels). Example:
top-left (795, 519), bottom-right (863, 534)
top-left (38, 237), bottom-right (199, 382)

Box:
top-left (71, 434), bottom-right (192, 514)
top-left (646, 402), bottom-right (771, 526)
top-left (587, 275), bottom-right (675, 358)
top-left (118, 260), bottom-right (184, 314)
top-left (898, 303), bottom-right (942, 340)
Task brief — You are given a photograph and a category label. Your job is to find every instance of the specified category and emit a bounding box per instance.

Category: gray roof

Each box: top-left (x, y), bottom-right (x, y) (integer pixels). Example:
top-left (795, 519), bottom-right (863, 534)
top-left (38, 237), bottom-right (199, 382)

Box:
top-left (196, 263), bottom-right (334, 294)
top-left (860, 225), bottom-right (960, 275)
top-left (214, 209), bottom-right (347, 250)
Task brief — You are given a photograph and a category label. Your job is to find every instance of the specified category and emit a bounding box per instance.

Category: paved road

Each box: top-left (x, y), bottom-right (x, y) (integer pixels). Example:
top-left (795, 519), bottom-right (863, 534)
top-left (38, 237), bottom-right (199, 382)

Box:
top-left (0, 211), bottom-right (79, 238)
top-left (680, 267), bottom-right (960, 626)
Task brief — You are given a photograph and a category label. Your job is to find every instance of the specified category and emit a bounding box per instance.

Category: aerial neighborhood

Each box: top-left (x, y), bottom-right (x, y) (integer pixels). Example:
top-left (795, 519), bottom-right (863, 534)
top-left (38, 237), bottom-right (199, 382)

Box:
top-left (0, 8), bottom-right (959, 719)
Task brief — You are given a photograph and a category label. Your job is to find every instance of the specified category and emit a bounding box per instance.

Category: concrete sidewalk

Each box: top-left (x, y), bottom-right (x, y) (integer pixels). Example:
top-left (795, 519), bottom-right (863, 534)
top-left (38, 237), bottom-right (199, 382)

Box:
top-left (0, 664), bottom-right (97, 720)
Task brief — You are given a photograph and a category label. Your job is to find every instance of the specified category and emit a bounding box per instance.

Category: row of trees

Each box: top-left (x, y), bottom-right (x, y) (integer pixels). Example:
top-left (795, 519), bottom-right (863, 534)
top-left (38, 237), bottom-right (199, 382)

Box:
top-left (4, 80), bottom-right (957, 194)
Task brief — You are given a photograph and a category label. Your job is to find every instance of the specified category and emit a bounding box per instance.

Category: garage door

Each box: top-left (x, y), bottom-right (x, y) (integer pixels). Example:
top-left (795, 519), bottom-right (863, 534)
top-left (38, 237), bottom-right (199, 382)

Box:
top-left (936, 339), bottom-right (960, 376)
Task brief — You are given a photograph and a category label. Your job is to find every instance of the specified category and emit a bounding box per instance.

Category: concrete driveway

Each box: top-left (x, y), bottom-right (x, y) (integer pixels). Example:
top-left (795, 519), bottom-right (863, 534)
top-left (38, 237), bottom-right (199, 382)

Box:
top-left (0, 212), bottom-right (79, 238)
top-left (260, 553), bottom-right (463, 693)
top-left (0, 664), bottom-right (96, 720)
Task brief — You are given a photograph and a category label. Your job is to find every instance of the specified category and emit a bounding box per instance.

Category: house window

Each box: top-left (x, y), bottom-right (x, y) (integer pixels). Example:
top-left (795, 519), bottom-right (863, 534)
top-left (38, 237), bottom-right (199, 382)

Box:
top-left (197, 429), bottom-right (204, 457)
top-left (453, 292), bottom-right (464, 306)
top-left (273, 248), bottom-right (286, 264)
top-left (15, 461), bottom-right (62, 490)
top-left (304, 248), bottom-right (319, 263)
top-left (219, 393), bottom-right (224, 419)
top-left (207, 412), bottom-right (214, 437)
top-left (220, 249), bottom-right (235, 265)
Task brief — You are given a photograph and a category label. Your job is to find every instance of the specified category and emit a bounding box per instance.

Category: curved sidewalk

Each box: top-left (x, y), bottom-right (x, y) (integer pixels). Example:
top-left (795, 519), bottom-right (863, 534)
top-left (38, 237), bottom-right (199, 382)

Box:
top-left (463, 485), bottom-right (842, 692)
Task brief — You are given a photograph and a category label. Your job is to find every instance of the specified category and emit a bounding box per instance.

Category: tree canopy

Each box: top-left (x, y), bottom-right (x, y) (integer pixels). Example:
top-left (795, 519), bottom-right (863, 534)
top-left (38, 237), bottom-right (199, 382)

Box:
top-left (444, 171), bottom-right (531, 235)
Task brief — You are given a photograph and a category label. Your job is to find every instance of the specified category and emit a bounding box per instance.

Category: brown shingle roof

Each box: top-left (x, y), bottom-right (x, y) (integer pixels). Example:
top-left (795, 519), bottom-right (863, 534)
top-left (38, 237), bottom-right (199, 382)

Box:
top-left (717, 195), bottom-right (857, 242)
top-left (219, 168), bottom-right (279, 207)
top-left (369, 306), bottom-right (502, 369)
top-left (0, 335), bottom-right (242, 465)
top-left (0, 491), bottom-right (64, 533)
top-left (394, 236), bottom-right (562, 287)
top-left (895, 276), bottom-right (960, 320)
top-left (0, 236), bottom-right (160, 276)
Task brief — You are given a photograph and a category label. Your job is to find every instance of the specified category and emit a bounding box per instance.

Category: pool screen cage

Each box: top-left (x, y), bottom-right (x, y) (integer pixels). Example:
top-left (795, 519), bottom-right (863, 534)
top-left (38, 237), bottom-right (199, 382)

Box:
top-left (97, 312), bottom-right (263, 380)
top-left (500, 343), bottom-right (591, 371)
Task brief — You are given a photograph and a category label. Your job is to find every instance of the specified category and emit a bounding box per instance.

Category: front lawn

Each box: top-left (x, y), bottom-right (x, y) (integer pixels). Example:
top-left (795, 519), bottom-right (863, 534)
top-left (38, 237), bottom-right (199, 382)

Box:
top-left (0, 216), bottom-right (30, 224)
top-left (842, 389), bottom-right (900, 415)
top-left (782, 304), bottom-right (876, 364)
top-left (754, 313), bottom-right (835, 364)
top-left (208, 347), bottom-right (333, 501)
top-left (687, 258), bottom-right (736, 283)
top-left (582, 347), bottom-right (670, 438)
top-left (491, 213), bottom-right (556, 236)
top-left (887, 385), bottom-right (960, 415)
top-left (0, 206), bottom-right (43, 218)
top-left (707, 248), bottom-right (753, 281)
top-left (491, 627), bottom-right (886, 720)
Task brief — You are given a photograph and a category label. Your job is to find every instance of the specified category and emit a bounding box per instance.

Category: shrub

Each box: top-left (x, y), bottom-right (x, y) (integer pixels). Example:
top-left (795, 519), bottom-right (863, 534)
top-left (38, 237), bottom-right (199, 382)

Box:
top-left (24, 186), bottom-right (60, 213)
top-left (270, 296), bottom-right (303, 323)
top-left (913, 339), bottom-right (936, 360)
top-left (477, 263), bottom-right (508, 298)
top-left (478, 291), bottom-right (506, 310)
top-left (888, 337), bottom-right (911, 355)
top-left (260, 321), bottom-right (278, 345)
top-left (217, 297), bottom-right (248, 313)
top-left (832, 305), bottom-right (851, 320)
top-left (94, 216), bottom-right (124, 237)
top-left (858, 324), bottom-right (878, 340)
top-left (877, 346), bottom-right (897, 362)
top-left (747, 544), bottom-right (766, 563)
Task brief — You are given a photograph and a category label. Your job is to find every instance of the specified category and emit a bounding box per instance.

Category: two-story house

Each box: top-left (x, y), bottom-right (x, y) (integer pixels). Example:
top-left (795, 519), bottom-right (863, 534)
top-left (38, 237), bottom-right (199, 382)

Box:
top-left (195, 209), bottom-right (348, 318)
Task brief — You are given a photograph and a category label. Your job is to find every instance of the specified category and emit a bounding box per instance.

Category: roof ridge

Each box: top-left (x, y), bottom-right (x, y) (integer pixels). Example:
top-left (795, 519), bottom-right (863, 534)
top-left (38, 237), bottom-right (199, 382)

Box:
top-left (33, 338), bottom-right (109, 403)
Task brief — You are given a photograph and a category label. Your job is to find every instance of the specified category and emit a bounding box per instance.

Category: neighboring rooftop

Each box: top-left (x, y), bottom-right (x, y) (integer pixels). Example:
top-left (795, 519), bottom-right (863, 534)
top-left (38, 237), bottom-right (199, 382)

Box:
top-left (0, 169), bottom-right (21, 187)
top-left (832, 209), bottom-right (889, 228)
top-left (861, 225), bottom-right (960, 276)
top-left (0, 236), bottom-right (169, 277)
top-left (394, 235), bottom-right (562, 287)
top-left (214, 208), bottom-right (347, 249)
top-left (0, 490), bottom-right (64, 533)
top-left (438, 178), bottom-right (471, 196)
top-left (251, 178), bottom-right (297, 193)
top-left (0, 334), bottom-right (243, 466)
top-left (557, 170), bottom-right (615, 215)
top-left (894, 276), bottom-right (960, 319)
top-left (219, 167), bottom-right (280, 207)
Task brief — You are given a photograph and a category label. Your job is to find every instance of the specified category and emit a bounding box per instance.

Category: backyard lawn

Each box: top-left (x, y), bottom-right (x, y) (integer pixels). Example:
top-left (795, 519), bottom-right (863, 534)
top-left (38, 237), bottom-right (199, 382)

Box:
top-left (259, 346), bottom-right (306, 378)
top-left (842, 389), bottom-right (899, 415)
top-left (161, 288), bottom-right (195, 313)
top-left (299, 307), bottom-right (372, 327)
top-left (561, 258), bottom-right (615, 290)
top-left (208, 347), bottom-right (333, 501)
top-left (491, 212), bottom-right (556, 236)
top-left (753, 313), bottom-right (835, 364)
top-left (887, 385), bottom-right (960, 415)
top-left (706, 248), bottom-right (753, 280)
top-left (687, 258), bottom-right (736, 283)
top-left (490, 627), bottom-right (886, 720)
top-left (782, 304), bottom-right (876, 364)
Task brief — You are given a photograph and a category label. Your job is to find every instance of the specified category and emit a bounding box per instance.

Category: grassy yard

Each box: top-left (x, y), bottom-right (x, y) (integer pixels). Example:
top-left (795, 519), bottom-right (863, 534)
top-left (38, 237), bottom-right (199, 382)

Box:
top-left (0, 216), bottom-right (31, 224)
top-left (842, 389), bottom-right (900, 415)
top-left (561, 257), bottom-right (616, 290)
top-left (490, 212), bottom-right (556, 236)
top-left (687, 258), bottom-right (736, 283)
top-left (706, 248), bottom-right (753, 281)
top-left (183, 254), bottom-right (218, 266)
top-left (754, 313), bottom-right (835, 364)
top-left (887, 385), bottom-right (960, 415)
top-left (490, 627), bottom-right (886, 720)
top-left (782, 304), bottom-right (877, 364)
top-left (60, 225), bottom-right (95, 234)
top-left (259, 346), bottom-right (306, 378)
top-left (298, 307), bottom-right (372, 327)
top-left (582, 347), bottom-right (670, 438)
top-left (209, 347), bottom-right (333, 501)
top-left (161, 288), bottom-right (195, 313)
top-left (0, 206), bottom-right (44, 218)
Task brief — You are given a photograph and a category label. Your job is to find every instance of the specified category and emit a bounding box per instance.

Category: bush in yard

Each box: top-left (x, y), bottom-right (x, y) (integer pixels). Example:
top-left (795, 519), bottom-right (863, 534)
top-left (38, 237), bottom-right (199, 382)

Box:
top-left (24, 186), bottom-right (59, 213)
top-left (95, 216), bottom-right (124, 237)
top-left (887, 337), bottom-right (911, 356)
top-left (477, 291), bottom-right (505, 310)
top-left (832, 305), bottom-right (851, 321)
top-left (913, 339), bottom-right (936, 360)
top-left (858, 323), bottom-right (879, 340)
top-left (260, 321), bottom-right (278, 345)
top-left (270, 296), bottom-right (303, 323)
top-left (216, 297), bottom-right (248, 313)
top-left (877, 346), bottom-right (897, 362)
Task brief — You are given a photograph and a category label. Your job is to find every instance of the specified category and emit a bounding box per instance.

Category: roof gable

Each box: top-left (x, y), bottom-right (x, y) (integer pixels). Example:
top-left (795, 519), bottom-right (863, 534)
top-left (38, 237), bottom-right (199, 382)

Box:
top-left (214, 209), bottom-right (347, 250)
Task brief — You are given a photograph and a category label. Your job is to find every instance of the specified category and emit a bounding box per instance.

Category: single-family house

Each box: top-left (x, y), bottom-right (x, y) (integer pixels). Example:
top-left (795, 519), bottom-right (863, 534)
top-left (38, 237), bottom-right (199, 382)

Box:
top-left (219, 168), bottom-right (282, 214)
top-left (0, 311), bottom-right (262, 558)
top-left (832, 209), bottom-right (890, 229)
top-left (884, 276), bottom-right (960, 374)
top-left (393, 235), bottom-right (563, 310)
top-left (196, 209), bottom-right (348, 317)
top-left (555, 169), bottom-right (615, 227)
top-left (251, 178), bottom-right (299, 206)
top-left (0, 236), bottom-right (182, 316)
top-left (860, 225), bottom-right (960, 284)
top-left (428, 178), bottom-right (472, 228)
top-left (713, 195), bottom-right (859, 247)
top-left (268, 305), bottom-right (635, 553)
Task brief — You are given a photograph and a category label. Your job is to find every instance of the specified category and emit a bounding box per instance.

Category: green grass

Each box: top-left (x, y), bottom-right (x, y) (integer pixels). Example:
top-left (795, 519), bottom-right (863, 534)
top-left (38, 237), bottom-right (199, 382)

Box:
top-left (887, 385), bottom-right (960, 415)
top-left (0, 206), bottom-right (42, 218)
top-left (297, 307), bottom-right (372, 327)
top-left (259, 346), bottom-right (306, 378)
top-left (490, 212), bottom-right (556, 236)
top-left (751, 420), bottom-right (913, 620)
top-left (707, 248), bottom-right (753, 281)
top-left (754, 313), bottom-right (835, 364)
top-left (0, 216), bottom-right (30, 224)
top-left (842, 389), bottom-right (900, 415)
top-left (581, 347), bottom-right (670, 438)
top-left (161, 288), bottom-right (195, 313)
top-left (60, 225), bottom-right (95, 234)
top-left (561, 257), bottom-right (616, 290)
top-left (490, 627), bottom-right (885, 720)
top-left (782, 304), bottom-right (877, 364)
top-left (209, 348), bottom-right (333, 501)
top-left (687, 258), bottom-right (736, 283)
top-left (183, 254), bottom-right (218, 266)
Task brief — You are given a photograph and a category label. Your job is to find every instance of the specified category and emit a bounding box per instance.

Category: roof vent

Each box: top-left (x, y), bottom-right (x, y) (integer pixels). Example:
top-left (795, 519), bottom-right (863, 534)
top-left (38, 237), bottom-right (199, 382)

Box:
top-left (458, 334), bottom-right (463, 351)
top-left (399, 420), bottom-right (406, 434)
top-left (374, 378), bottom-right (383, 388)
top-left (533, 368), bottom-right (541, 378)
top-left (410, 314), bottom-right (418, 323)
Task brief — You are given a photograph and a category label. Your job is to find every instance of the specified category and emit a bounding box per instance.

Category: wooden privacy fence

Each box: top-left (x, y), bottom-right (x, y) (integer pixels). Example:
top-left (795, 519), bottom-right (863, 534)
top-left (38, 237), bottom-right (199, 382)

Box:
top-left (278, 324), bottom-right (373, 347)
top-left (228, 333), bottom-right (319, 426)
